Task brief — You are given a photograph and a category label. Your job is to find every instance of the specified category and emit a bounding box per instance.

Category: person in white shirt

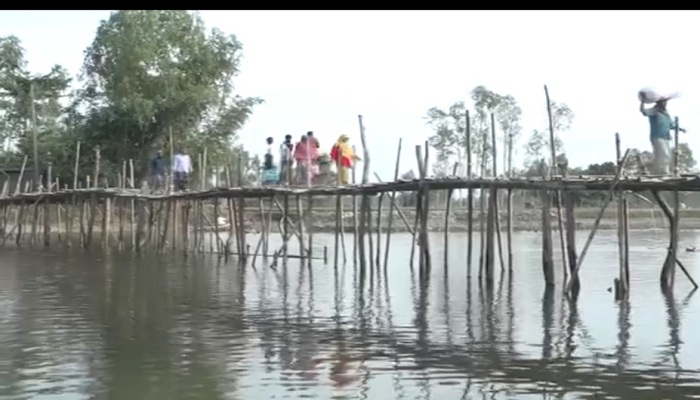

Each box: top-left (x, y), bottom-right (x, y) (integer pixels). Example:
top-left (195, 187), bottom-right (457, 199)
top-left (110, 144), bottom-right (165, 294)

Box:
top-left (173, 149), bottom-right (192, 191)
top-left (279, 134), bottom-right (293, 184)
top-left (262, 137), bottom-right (279, 185)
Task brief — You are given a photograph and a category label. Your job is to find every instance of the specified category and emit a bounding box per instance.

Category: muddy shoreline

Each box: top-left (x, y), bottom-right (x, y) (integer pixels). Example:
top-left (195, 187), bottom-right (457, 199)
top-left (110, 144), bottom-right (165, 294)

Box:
top-left (242, 208), bottom-right (696, 233)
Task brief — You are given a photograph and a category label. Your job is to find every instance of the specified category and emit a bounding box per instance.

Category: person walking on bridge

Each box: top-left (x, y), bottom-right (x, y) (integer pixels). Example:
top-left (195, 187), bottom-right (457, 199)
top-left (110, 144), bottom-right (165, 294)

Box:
top-left (330, 134), bottom-right (360, 185)
top-left (639, 95), bottom-right (685, 175)
top-left (173, 148), bottom-right (192, 192)
top-left (150, 150), bottom-right (167, 193)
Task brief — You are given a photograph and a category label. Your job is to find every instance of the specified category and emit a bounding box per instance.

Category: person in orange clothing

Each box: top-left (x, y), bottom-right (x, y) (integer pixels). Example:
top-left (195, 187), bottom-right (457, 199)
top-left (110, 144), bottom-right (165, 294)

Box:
top-left (330, 134), bottom-right (360, 185)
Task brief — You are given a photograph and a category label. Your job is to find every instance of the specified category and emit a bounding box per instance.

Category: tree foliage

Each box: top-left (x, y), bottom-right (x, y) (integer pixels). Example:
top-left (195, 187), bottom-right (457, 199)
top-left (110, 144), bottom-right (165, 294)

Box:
top-left (76, 10), bottom-right (262, 180)
top-left (524, 100), bottom-right (573, 170)
top-left (425, 102), bottom-right (466, 177)
top-left (425, 86), bottom-right (523, 178)
top-left (0, 11), bottom-right (262, 187)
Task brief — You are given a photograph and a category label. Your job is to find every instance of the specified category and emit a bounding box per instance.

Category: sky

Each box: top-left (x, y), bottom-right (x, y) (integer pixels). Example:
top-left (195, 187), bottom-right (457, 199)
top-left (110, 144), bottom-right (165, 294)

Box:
top-left (1, 10), bottom-right (700, 181)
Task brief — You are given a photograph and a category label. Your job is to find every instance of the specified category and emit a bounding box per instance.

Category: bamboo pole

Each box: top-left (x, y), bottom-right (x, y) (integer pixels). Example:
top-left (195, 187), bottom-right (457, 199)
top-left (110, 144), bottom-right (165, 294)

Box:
top-left (236, 153), bottom-right (247, 262)
top-left (0, 181), bottom-right (7, 245)
top-left (478, 128), bottom-right (486, 280)
top-left (540, 160), bottom-right (554, 286)
top-left (213, 167), bottom-right (223, 254)
top-left (415, 143), bottom-right (432, 275)
top-left (129, 159), bottom-right (136, 250)
top-left (182, 200), bottom-right (190, 256)
top-left (30, 183), bottom-right (39, 245)
top-left (409, 189), bottom-right (420, 270)
top-left (306, 194), bottom-right (314, 268)
top-left (665, 117), bottom-right (681, 291)
top-left (375, 192), bottom-right (383, 269)
top-left (9, 157), bottom-right (27, 246)
top-left (15, 199), bottom-right (25, 247)
top-left (264, 197), bottom-right (272, 258)
top-left (444, 162), bottom-right (458, 269)
top-left (615, 133), bottom-right (628, 299)
top-left (665, 117), bottom-right (681, 289)
top-left (160, 200), bottom-right (173, 252)
top-left (226, 166), bottom-right (236, 256)
top-left (201, 150), bottom-right (209, 254)
top-left (296, 195), bottom-right (305, 261)
top-left (622, 196), bottom-right (630, 291)
top-left (78, 181), bottom-right (85, 247)
top-left (73, 142), bottom-right (80, 191)
top-left (506, 187), bottom-right (513, 275)
top-left (334, 151), bottom-right (342, 268)
top-left (367, 188), bottom-right (374, 276)
top-left (55, 178), bottom-right (63, 245)
top-left (43, 162), bottom-right (52, 246)
top-left (562, 167), bottom-right (579, 297)
top-left (282, 193), bottom-right (290, 265)
top-left (252, 198), bottom-right (266, 267)
top-left (544, 85), bottom-right (568, 283)
top-left (352, 149), bottom-right (358, 266)
top-left (357, 115), bottom-right (371, 278)
top-left (85, 147), bottom-right (100, 248)
top-left (490, 113), bottom-right (505, 273)
top-left (382, 138), bottom-right (403, 273)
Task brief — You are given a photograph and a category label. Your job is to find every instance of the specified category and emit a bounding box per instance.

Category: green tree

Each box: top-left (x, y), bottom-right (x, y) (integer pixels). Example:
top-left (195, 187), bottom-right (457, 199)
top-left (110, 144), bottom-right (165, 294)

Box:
top-left (523, 100), bottom-right (572, 171)
top-left (0, 35), bottom-right (72, 182)
top-left (425, 86), bottom-right (523, 178)
top-left (0, 35), bottom-right (26, 149)
top-left (495, 94), bottom-right (522, 176)
top-left (471, 85), bottom-right (503, 177)
top-left (425, 102), bottom-right (466, 177)
top-left (76, 10), bottom-right (262, 182)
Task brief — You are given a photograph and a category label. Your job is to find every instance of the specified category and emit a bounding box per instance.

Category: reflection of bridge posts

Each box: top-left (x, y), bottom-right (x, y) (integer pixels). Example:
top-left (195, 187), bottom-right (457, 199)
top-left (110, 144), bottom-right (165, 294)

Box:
top-left (541, 286), bottom-right (554, 360)
top-left (661, 289), bottom-right (681, 370)
top-left (615, 297), bottom-right (631, 371)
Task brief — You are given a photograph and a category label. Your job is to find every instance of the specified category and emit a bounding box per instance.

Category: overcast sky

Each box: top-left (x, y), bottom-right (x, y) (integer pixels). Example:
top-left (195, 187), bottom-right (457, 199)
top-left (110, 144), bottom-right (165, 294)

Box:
top-left (1, 10), bottom-right (699, 180)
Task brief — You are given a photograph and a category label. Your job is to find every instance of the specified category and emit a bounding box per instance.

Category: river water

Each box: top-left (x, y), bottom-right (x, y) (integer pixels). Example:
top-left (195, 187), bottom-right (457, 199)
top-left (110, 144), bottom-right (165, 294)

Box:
top-left (0, 230), bottom-right (699, 399)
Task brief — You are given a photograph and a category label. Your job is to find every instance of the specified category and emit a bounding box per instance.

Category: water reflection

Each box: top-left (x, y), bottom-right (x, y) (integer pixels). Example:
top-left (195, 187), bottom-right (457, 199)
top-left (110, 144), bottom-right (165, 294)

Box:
top-left (0, 230), bottom-right (699, 399)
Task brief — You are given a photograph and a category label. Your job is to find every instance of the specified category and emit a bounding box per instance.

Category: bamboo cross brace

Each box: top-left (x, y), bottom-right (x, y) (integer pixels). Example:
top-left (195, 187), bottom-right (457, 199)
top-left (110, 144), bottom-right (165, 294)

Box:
top-left (272, 197), bottom-right (308, 252)
top-left (565, 149), bottom-right (630, 293)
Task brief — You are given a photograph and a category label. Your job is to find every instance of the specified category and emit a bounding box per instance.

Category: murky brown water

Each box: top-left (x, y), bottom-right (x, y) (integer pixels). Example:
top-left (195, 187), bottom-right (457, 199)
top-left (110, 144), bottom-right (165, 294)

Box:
top-left (0, 230), bottom-right (699, 399)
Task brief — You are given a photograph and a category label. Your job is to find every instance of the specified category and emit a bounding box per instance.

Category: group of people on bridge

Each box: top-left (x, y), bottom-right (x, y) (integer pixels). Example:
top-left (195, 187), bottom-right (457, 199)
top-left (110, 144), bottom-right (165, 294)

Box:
top-left (261, 131), bottom-right (361, 186)
top-left (146, 132), bottom-right (362, 194)
top-left (145, 90), bottom-right (682, 196)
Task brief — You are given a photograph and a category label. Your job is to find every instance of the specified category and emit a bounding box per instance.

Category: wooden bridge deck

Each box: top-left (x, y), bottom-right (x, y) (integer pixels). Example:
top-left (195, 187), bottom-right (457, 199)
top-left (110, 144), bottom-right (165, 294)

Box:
top-left (2, 175), bottom-right (700, 205)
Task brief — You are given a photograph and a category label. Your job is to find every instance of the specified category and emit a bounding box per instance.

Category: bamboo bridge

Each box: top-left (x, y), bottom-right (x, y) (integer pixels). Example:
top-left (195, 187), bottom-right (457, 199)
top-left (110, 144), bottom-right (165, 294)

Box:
top-left (0, 109), bottom-right (696, 302)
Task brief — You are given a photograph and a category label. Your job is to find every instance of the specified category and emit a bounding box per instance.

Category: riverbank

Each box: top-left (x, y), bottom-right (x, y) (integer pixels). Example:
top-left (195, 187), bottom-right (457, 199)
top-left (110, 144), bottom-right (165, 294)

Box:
top-left (244, 207), bottom-right (694, 233)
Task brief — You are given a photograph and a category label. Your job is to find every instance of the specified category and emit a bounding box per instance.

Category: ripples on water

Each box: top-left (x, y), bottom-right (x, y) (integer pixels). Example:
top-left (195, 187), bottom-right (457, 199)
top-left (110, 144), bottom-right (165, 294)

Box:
top-left (0, 230), bottom-right (700, 399)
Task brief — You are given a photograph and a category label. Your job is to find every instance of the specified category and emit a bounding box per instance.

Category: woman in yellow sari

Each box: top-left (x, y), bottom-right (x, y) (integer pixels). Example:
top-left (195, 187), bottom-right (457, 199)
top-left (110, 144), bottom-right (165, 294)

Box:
top-left (330, 135), bottom-right (360, 185)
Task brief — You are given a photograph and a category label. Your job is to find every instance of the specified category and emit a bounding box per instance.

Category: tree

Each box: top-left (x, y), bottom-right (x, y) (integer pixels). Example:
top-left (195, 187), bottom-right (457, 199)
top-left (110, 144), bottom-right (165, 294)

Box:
top-left (0, 35), bottom-right (72, 184)
top-left (495, 94), bottom-right (522, 176)
top-left (425, 102), bottom-right (466, 177)
top-left (76, 10), bottom-right (262, 182)
top-left (471, 86), bottom-right (503, 177)
top-left (523, 100), bottom-right (572, 171)
top-left (0, 35), bottom-right (26, 149)
top-left (425, 86), bottom-right (523, 179)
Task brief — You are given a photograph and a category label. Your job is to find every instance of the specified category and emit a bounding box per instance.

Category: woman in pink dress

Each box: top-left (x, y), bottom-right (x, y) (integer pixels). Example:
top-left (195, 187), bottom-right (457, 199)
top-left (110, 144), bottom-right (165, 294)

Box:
top-left (293, 135), bottom-right (319, 185)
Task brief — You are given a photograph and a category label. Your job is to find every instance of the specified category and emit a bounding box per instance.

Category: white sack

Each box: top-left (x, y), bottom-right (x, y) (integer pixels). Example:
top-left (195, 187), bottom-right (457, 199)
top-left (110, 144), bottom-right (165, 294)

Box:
top-left (638, 87), bottom-right (681, 104)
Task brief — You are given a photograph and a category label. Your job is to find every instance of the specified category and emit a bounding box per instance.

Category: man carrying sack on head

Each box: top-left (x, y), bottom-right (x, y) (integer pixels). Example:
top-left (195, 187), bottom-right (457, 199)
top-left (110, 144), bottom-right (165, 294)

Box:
top-left (638, 88), bottom-right (686, 175)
